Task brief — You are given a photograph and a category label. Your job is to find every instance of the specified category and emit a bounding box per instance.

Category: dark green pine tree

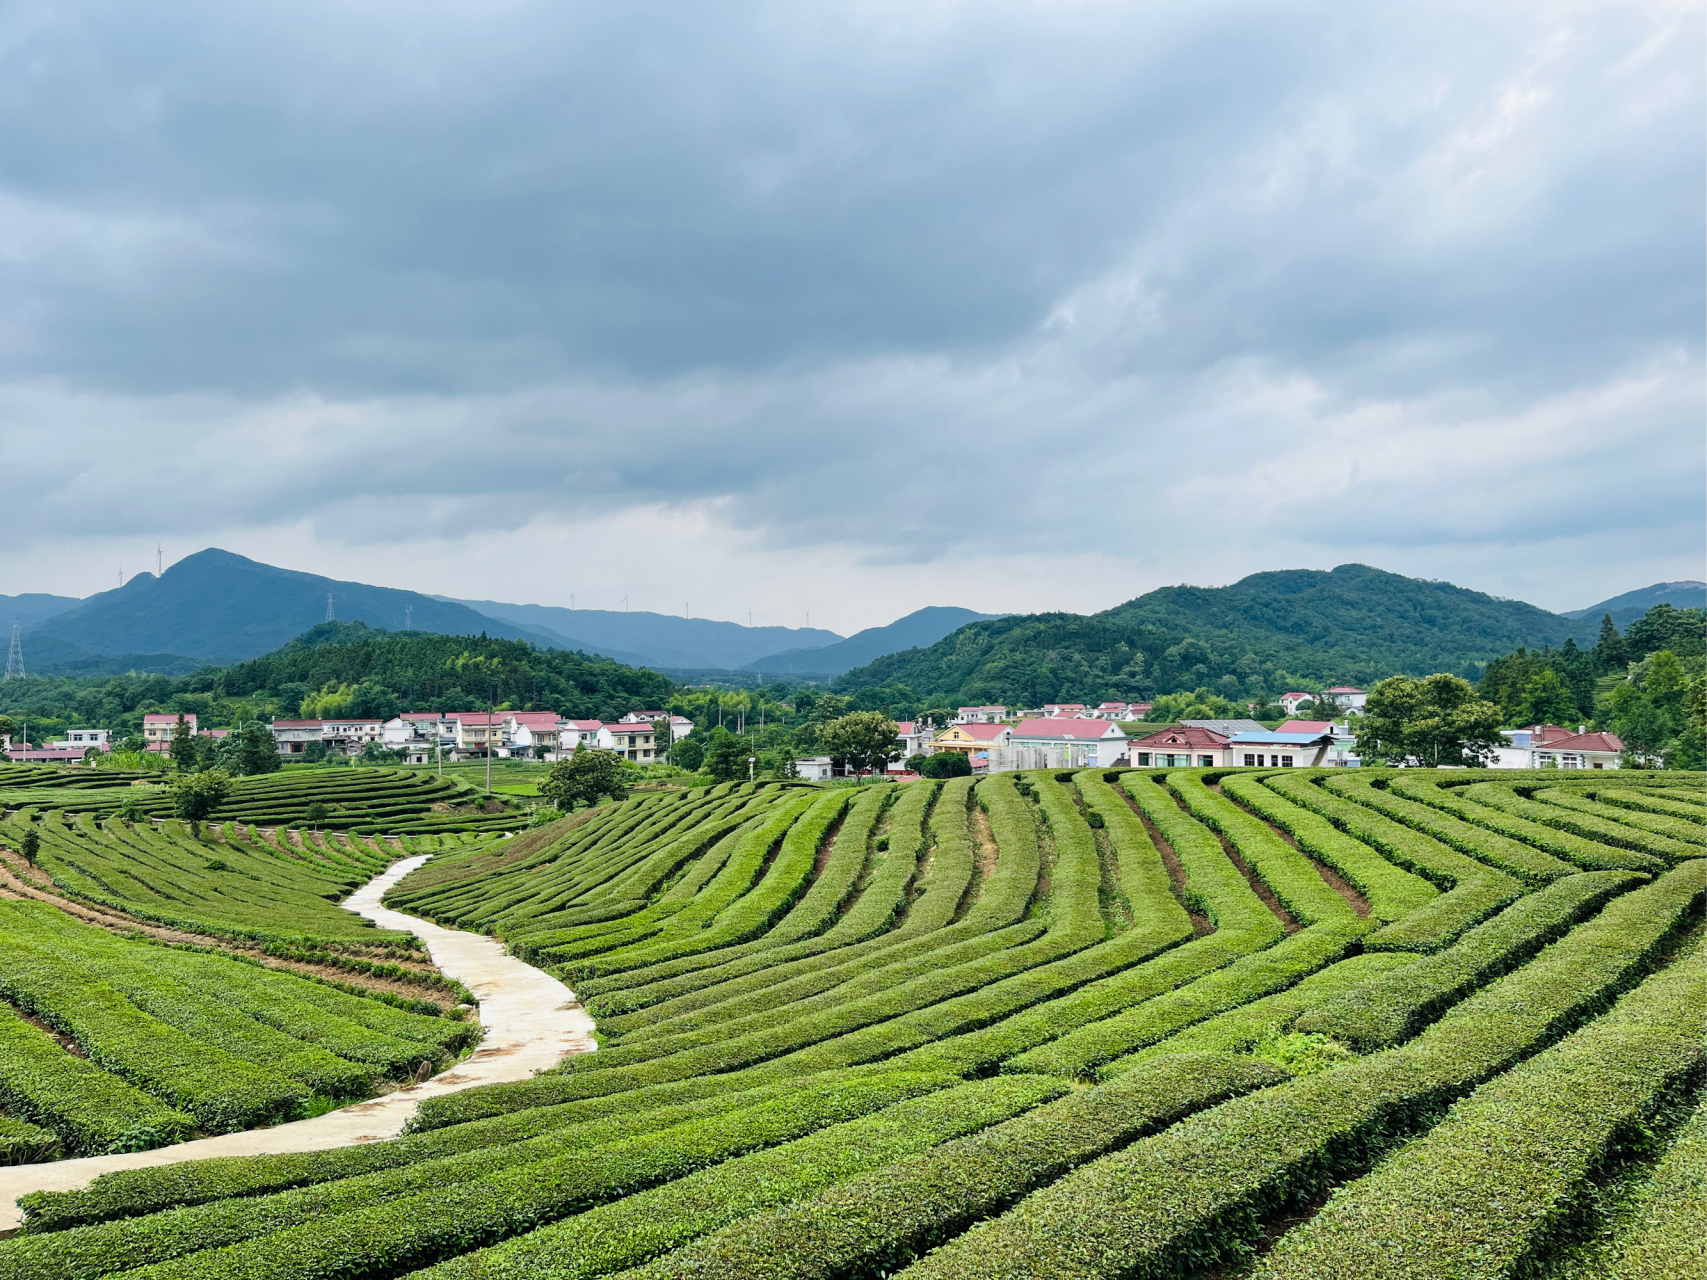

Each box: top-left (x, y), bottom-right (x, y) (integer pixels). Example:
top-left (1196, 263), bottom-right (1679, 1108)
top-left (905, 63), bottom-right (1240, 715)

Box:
top-left (1592, 613), bottom-right (1626, 673)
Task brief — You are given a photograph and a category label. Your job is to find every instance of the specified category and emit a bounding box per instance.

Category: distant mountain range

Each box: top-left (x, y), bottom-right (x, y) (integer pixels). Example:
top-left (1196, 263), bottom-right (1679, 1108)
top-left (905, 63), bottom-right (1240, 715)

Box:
top-left (447, 598), bottom-right (842, 671)
top-left (740, 607), bottom-right (1002, 676)
top-left (1560, 580), bottom-right (1706, 627)
top-left (4, 549), bottom-right (990, 680)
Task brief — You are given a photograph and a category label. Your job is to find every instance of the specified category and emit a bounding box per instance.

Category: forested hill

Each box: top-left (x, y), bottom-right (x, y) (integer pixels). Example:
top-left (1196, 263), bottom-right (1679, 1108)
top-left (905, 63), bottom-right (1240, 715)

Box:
top-left (214, 624), bottom-right (676, 720)
top-left (834, 563), bottom-right (1599, 707)
top-left (0, 623), bottom-right (677, 737)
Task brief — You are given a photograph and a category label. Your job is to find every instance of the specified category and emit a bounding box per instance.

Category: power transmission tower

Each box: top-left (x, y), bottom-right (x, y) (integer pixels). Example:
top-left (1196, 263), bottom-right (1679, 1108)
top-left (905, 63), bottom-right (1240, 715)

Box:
top-left (326, 593), bottom-right (335, 622)
top-left (405, 604), bottom-right (412, 630)
top-left (4, 625), bottom-right (24, 680)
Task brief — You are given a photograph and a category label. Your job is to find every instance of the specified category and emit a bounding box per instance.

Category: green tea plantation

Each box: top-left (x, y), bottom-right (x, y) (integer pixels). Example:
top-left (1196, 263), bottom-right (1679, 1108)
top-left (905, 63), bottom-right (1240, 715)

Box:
top-left (0, 767), bottom-right (1701, 1280)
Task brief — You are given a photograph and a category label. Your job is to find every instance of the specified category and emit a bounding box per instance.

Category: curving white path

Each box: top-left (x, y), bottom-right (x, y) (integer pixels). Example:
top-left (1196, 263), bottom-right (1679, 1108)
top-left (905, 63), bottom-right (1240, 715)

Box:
top-left (0, 854), bottom-right (597, 1231)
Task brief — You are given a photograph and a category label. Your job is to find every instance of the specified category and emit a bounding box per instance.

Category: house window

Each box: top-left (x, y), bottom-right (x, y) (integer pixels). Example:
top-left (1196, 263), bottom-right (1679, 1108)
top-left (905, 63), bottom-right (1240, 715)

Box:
top-left (1137, 753), bottom-right (1151, 766)
top-left (1592, 762), bottom-right (1603, 769)
top-left (1244, 754), bottom-right (1256, 767)
top-left (1281, 755), bottom-right (1294, 768)
top-left (1198, 755), bottom-right (1214, 768)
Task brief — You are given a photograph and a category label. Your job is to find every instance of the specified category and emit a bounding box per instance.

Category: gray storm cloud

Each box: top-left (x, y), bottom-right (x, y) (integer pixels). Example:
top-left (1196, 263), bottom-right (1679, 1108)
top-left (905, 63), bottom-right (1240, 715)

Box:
top-left (0, 0), bottom-right (1701, 616)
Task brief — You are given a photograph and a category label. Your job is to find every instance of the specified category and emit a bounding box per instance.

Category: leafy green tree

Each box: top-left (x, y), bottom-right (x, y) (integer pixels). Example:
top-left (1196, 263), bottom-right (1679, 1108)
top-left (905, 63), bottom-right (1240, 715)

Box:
top-left (303, 801), bottom-right (332, 828)
top-left (1625, 605), bottom-right (1707, 662)
top-left (539, 749), bottom-right (629, 810)
top-left (819, 711), bottom-right (901, 781)
top-left (1354, 674), bottom-right (1505, 767)
top-left (118, 790), bottom-right (147, 823)
top-left (669, 735), bottom-right (706, 772)
top-left (168, 713), bottom-right (197, 771)
top-left (701, 728), bottom-right (749, 784)
top-left (212, 722), bottom-right (281, 777)
top-left (19, 828), bottom-right (39, 868)
top-left (915, 751), bottom-right (971, 779)
top-left (1593, 613), bottom-right (1626, 673)
top-left (170, 768), bottom-right (232, 837)
top-left (1513, 669), bottom-right (1579, 727)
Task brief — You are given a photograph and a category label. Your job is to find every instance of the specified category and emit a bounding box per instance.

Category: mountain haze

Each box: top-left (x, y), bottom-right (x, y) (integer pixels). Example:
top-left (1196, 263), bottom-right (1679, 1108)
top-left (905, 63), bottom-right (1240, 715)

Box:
top-left (741, 607), bottom-right (1002, 676)
top-left (449, 599), bottom-right (843, 671)
top-left (1561, 580), bottom-right (1706, 626)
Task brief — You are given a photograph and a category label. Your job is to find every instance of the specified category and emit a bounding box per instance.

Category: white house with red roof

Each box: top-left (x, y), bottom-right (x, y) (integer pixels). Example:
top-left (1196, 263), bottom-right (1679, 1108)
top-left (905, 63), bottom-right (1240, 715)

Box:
top-left (271, 719), bottom-right (323, 755)
top-left (1042, 703), bottom-right (1089, 718)
top-left (503, 712), bottom-right (564, 757)
top-left (956, 706), bottom-right (1009, 724)
top-left (895, 720), bottom-right (933, 761)
top-left (1278, 692), bottom-right (1317, 716)
top-left (558, 720), bottom-right (604, 754)
top-left (1323, 686), bottom-right (1368, 711)
top-left (1493, 725), bottom-right (1624, 770)
top-left (598, 722), bottom-right (657, 762)
top-left (1008, 717), bottom-right (1130, 768)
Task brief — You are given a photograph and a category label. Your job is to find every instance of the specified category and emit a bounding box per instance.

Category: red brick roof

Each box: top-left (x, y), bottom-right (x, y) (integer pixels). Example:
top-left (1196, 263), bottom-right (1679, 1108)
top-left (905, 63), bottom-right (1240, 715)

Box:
top-left (1538, 730), bottom-right (1624, 753)
top-left (144, 713), bottom-right (195, 725)
top-left (940, 723), bottom-right (1009, 742)
top-left (1279, 720), bottom-right (1335, 734)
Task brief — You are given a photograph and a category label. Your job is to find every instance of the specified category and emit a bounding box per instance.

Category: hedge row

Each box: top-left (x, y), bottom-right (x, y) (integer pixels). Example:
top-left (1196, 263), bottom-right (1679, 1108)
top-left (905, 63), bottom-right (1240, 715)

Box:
top-left (408, 1075), bottom-right (1065, 1280)
top-left (1251, 775), bottom-right (1521, 952)
top-left (0, 1072), bottom-right (975, 1280)
top-left (1072, 771), bottom-right (1192, 940)
top-left (21, 1069), bottom-right (898, 1232)
top-left (1294, 870), bottom-right (1645, 1051)
top-left (1116, 773), bottom-right (1279, 937)
top-left (1387, 777), bottom-right (1664, 873)
top-left (1166, 772), bottom-right (1355, 927)
top-left (1005, 918), bottom-right (1372, 1078)
top-left (1602, 787), bottom-right (1705, 820)
top-left (622, 1054), bottom-right (1289, 1280)
top-left (889, 859), bottom-right (1705, 1280)
top-left (1531, 785), bottom-right (1706, 849)
top-left (1098, 951), bottom-right (1417, 1078)
top-left (117, 1075), bottom-right (1061, 1280)
top-left (1464, 781), bottom-right (1691, 864)
top-left (1254, 936), bottom-right (1705, 1279)
top-left (1218, 772), bottom-right (1436, 923)
top-left (1317, 773), bottom-right (1574, 884)
top-left (1604, 1100), bottom-right (1707, 1279)
top-left (0, 926), bottom-right (306, 1133)
top-left (0, 1002), bottom-right (194, 1156)
top-left (0, 1115), bottom-right (58, 1166)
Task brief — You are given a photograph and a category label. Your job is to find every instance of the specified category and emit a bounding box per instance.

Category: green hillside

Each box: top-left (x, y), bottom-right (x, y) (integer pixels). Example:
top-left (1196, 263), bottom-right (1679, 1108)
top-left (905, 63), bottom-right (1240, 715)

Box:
top-left (836, 564), bottom-right (1599, 707)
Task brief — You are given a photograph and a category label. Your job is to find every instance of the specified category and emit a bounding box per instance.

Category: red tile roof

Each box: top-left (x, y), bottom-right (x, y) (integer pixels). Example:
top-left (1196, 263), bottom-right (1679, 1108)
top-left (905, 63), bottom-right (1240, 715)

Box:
top-left (1129, 725), bottom-right (1229, 749)
top-left (1324, 686), bottom-right (1364, 694)
top-left (144, 713), bottom-right (195, 725)
top-left (1279, 720), bottom-right (1336, 734)
top-left (1538, 730), bottom-right (1623, 753)
top-left (1012, 717), bottom-right (1126, 741)
top-left (272, 719), bottom-right (323, 728)
top-left (507, 712), bottom-right (562, 729)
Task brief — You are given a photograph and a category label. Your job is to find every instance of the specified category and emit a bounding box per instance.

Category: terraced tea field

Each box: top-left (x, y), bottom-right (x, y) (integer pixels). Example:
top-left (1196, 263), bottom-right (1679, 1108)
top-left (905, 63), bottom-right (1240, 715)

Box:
top-left (1, 768), bottom-right (1702, 1280)
top-left (0, 765), bottom-right (523, 834)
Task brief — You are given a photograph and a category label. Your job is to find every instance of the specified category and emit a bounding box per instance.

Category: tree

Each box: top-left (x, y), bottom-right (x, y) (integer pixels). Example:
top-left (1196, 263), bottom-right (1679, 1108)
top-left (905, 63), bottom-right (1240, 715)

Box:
top-left (914, 750), bottom-right (971, 779)
top-left (1513, 669), bottom-right (1579, 728)
top-left (168, 713), bottom-right (197, 771)
top-left (1593, 613), bottom-right (1626, 673)
top-left (669, 736), bottom-right (706, 772)
top-left (539, 749), bottom-right (629, 810)
top-left (212, 722), bottom-right (281, 777)
top-left (1354, 674), bottom-right (1505, 768)
top-left (170, 768), bottom-right (232, 837)
top-left (819, 711), bottom-right (901, 781)
top-left (701, 728), bottom-right (749, 784)
top-left (19, 828), bottom-right (39, 868)
top-left (303, 801), bottom-right (332, 828)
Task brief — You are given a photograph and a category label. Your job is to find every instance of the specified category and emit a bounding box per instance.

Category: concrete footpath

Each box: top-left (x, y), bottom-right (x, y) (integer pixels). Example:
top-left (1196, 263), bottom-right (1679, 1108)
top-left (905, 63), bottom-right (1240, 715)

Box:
top-left (0, 854), bottom-right (597, 1231)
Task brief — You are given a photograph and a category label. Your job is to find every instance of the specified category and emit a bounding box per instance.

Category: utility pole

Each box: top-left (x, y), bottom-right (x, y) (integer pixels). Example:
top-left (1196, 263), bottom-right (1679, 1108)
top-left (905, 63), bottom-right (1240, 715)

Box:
top-left (748, 756), bottom-right (755, 783)
top-left (486, 704), bottom-right (494, 796)
top-left (156, 544), bottom-right (162, 577)
top-left (326, 593), bottom-right (335, 622)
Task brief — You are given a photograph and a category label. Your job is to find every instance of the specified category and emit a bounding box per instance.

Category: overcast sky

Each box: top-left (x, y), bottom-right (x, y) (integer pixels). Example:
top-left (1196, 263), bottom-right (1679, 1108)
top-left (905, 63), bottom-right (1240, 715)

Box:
top-left (2, 0), bottom-right (1701, 635)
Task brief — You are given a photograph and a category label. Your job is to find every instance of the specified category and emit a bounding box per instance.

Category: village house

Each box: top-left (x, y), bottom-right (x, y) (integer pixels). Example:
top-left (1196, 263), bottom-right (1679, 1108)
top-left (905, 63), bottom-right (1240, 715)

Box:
top-left (598, 722), bottom-right (657, 762)
top-left (1007, 717), bottom-right (1130, 768)
top-left (1492, 725), bottom-right (1624, 770)
top-left (1041, 703), bottom-right (1088, 718)
top-left (142, 712), bottom-right (196, 750)
top-left (49, 728), bottom-right (111, 751)
top-left (271, 719), bottom-right (324, 755)
top-left (1128, 725), bottom-right (1230, 768)
top-left (1278, 693), bottom-right (1317, 716)
top-left (895, 720), bottom-right (934, 759)
top-left (319, 718), bottom-right (385, 751)
top-left (450, 712), bottom-right (505, 757)
top-left (1323, 686), bottom-right (1368, 712)
top-left (933, 722), bottom-right (1012, 755)
top-left (955, 706), bottom-right (1009, 724)
top-left (1226, 730), bottom-right (1341, 768)
top-left (558, 720), bottom-right (604, 754)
